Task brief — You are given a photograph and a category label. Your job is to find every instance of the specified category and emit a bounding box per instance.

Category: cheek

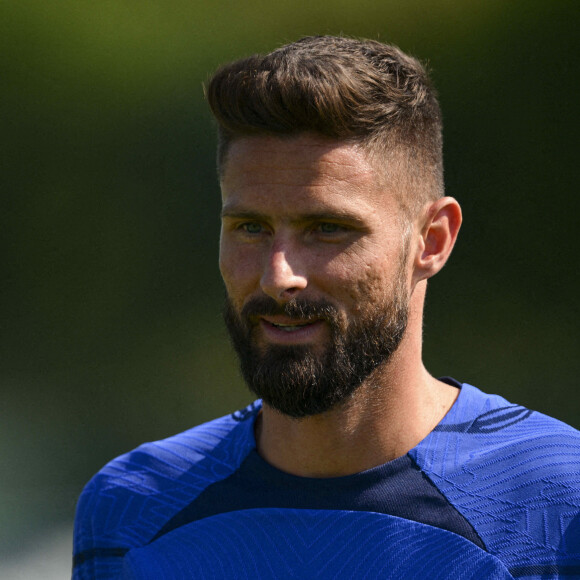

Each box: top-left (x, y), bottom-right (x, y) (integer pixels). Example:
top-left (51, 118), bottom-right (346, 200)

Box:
top-left (219, 245), bottom-right (261, 302)
top-left (316, 260), bottom-right (383, 308)
top-left (349, 271), bottom-right (390, 312)
top-left (325, 255), bottom-right (406, 314)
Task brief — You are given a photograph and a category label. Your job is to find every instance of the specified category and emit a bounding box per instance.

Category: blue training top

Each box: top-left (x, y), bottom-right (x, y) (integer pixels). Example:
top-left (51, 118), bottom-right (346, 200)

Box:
top-left (73, 381), bottom-right (580, 579)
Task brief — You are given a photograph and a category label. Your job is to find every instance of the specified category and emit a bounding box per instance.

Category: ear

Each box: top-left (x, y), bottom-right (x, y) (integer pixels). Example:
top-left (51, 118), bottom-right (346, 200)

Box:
top-left (412, 197), bottom-right (462, 284)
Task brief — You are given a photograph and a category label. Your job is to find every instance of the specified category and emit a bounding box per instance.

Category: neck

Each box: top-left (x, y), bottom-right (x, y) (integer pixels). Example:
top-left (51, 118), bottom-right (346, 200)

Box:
top-left (254, 283), bottom-right (459, 478)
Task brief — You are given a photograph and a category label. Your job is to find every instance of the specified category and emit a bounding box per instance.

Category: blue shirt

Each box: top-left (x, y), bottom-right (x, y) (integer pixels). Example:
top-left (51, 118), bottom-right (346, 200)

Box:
top-left (73, 381), bottom-right (580, 579)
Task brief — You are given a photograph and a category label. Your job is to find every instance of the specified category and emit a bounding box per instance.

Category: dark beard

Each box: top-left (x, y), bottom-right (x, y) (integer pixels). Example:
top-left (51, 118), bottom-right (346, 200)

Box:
top-left (223, 287), bottom-right (409, 418)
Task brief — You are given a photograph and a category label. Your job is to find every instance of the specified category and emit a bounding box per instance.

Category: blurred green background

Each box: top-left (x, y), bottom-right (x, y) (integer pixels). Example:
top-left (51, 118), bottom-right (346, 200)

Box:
top-left (1, 0), bottom-right (578, 569)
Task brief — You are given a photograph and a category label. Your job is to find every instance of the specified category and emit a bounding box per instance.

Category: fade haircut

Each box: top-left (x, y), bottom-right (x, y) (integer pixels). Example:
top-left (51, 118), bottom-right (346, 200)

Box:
top-left (206, 35), bottom-right (444, 217)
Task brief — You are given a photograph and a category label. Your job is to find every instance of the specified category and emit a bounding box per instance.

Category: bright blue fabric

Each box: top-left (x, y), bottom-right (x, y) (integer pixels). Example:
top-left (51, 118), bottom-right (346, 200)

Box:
top-left (409, 384), bottom-right (580, 577)
top-left (121, 509), bottom-right (512, 579)
top-left (73, 384), bottom-right (580, 579)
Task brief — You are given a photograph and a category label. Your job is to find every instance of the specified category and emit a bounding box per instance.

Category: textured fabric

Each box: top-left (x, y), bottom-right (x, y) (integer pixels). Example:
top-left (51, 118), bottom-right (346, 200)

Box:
top-left (151, 449), bottom-right (485, 548)
top-left (73, 384), bottom-right (580, 579)
top-left (121, 510), bottom-right (512, 579)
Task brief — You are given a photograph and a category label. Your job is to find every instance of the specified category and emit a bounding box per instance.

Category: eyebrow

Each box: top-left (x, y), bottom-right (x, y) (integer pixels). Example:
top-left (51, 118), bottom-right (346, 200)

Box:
top-left (220, 207), bottom-right (367, 226)
top-left (220, 209), bottom-right (266, 220)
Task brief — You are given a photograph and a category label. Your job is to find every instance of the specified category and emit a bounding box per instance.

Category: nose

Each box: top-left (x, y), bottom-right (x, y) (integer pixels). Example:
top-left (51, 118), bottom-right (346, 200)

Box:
top-left (260, 247), bottom-right (308, 302)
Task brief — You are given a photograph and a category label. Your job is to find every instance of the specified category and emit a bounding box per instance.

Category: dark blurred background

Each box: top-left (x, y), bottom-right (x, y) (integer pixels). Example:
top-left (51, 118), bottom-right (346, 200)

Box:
top-left (1, 0), bottom-right (578, 571)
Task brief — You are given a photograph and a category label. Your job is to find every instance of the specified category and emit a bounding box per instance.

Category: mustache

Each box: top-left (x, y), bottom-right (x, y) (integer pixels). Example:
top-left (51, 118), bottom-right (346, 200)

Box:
top-left (239, 296), bottom-right (339, 323)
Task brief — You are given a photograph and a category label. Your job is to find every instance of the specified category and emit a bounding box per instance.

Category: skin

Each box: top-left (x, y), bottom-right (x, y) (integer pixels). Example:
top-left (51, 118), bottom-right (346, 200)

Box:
top-left (219, 133), bottom-right (462, 478)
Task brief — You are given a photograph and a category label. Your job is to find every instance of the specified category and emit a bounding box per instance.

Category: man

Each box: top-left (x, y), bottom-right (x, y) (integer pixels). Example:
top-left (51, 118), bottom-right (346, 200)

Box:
top-left (73, 36), bottom-right (580, 579)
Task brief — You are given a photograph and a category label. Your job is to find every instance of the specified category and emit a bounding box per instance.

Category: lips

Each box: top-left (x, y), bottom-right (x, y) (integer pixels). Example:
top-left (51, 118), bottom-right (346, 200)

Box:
top-left (270, 322), bottom-right (312, 332)
top-left (261, 315), bottom-right (319, 329)
top-left (259, 316), bottom-right (325, 343)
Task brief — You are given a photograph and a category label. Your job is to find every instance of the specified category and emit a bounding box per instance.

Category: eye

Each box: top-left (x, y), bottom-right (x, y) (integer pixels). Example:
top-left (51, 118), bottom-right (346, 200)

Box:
top-left (240, 222), bottom-right (263, 234)
top-left (316, 222), bottom-right (347, 234)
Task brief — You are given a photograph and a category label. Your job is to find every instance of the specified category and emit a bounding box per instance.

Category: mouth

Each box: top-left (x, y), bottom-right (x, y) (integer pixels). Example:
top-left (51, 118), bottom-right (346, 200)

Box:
top-left (259, 316), bottom-right (325, 343)
top-left (269, 321), bottom-right (315, 332)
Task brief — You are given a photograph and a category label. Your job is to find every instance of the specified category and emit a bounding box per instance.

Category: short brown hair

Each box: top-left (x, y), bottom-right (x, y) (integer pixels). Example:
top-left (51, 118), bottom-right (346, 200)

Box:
top-left (206, 36), bottom-right (444, 215)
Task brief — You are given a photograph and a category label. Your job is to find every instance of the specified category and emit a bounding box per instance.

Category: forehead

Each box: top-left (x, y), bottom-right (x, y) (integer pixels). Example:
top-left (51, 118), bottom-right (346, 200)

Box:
top-left (220, 134), bottom-right (396, 216)
top-left (222, 134), bottom-right (375, 179)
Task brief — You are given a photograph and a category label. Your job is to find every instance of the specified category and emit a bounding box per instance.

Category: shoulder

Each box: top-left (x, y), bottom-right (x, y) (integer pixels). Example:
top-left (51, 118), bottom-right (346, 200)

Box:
top-left (73, 401), bottom-right (261, 578)
top-left (411, 383), bottom-right (580, 575)
top-left (84, 401), bottom-right (259, 492)
top-left (415, 382), bottom-right (580, 485)
top-left (436, 382), bottom-right (578, 458)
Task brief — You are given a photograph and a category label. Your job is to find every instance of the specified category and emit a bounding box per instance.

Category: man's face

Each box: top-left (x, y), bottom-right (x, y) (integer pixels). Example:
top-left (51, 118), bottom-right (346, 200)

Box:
top-left (219, 134), bottom-right (412, 417)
